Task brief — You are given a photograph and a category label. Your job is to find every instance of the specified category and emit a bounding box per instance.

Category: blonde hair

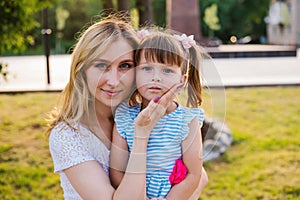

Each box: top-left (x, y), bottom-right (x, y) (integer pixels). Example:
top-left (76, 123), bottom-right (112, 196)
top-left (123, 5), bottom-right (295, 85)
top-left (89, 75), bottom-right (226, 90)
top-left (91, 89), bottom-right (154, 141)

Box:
top-left (46, 16), bottom-right (138, 136)
top-left (131, 30), bottom-right (202, 107)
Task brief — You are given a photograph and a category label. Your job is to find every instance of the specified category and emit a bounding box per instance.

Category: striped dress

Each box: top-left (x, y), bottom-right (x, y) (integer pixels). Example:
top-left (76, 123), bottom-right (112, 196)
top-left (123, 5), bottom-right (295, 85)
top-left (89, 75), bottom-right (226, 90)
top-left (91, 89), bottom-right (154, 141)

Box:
top-left (115, 102), bottom-right (204, 198)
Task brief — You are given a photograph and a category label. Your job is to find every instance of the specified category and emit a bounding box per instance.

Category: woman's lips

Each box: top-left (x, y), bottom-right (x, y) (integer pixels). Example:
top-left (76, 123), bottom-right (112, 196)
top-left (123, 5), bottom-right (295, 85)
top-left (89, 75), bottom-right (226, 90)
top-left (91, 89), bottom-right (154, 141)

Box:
top-left (101, 89), bottom-right (121, 97)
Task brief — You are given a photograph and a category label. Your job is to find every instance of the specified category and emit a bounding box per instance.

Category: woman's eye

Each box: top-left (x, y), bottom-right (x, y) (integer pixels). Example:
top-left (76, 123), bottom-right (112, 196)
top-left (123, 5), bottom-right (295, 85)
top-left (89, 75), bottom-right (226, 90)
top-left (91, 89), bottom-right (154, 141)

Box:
top-left (163, 68), bottom-right (174, 74)
top-left (119, 63), bottom-right (133, 69)
top-left (95, 63), bottom-right (108, 69)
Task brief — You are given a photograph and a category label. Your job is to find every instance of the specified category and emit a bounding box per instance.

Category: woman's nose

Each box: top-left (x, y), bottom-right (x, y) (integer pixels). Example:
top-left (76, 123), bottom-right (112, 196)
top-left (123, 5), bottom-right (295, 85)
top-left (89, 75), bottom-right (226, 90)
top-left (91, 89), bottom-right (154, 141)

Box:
top-left (106, 67), bottom-right (120, 86)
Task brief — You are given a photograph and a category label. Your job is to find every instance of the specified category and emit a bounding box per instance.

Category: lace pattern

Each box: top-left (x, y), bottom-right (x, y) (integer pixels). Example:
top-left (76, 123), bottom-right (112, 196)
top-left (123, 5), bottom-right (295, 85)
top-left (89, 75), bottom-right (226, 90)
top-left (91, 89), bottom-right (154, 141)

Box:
top-left (49, 122), bottom-right (110, 199)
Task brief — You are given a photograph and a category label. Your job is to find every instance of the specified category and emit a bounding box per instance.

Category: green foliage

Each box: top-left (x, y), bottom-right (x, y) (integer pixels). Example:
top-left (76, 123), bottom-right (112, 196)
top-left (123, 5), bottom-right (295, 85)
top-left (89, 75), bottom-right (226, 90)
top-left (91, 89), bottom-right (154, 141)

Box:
top-left (0, 0), bottom-right (57, 55)
top-left (152, 0), bottom-right (166, 27)
top-left (203, 3), bottom-right (221, 38)
top-left (199, 0), bottom-right (270, 43)
top-left (0, 62), bottom-right (8, 82)
top-left (204, 4), bottom-right (220, 31)
top-left (60, 0), bottom-right (91, 41)
top-left (0, 87), bottom-right (300, 199)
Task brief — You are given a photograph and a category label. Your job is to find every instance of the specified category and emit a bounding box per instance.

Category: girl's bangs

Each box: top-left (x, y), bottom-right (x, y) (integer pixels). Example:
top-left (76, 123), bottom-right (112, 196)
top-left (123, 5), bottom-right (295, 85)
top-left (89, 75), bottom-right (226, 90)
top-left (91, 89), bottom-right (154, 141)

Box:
top-left (142, 48), bottom-right (183, 66)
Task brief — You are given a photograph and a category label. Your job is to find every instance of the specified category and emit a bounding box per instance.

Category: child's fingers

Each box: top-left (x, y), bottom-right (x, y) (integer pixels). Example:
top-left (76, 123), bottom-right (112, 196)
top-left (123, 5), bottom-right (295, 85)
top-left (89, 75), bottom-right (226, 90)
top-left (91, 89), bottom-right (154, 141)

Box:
top-left (134, 100), bottom-right (160, 126)
top-left (158, 83), bottom-right (184, 107)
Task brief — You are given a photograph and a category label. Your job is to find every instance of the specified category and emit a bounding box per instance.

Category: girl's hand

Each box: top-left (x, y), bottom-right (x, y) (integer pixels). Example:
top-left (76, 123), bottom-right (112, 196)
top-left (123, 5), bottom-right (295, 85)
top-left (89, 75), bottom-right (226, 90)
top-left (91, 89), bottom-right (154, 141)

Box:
top-left (134, 83), bottom-right (183, 138)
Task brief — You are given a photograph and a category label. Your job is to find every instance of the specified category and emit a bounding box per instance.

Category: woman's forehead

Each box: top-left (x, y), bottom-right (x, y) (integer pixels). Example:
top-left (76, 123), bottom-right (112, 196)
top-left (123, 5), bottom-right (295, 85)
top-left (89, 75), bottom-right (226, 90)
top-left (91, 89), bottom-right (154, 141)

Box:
top-left (97, 39), bottom-right (134, 61)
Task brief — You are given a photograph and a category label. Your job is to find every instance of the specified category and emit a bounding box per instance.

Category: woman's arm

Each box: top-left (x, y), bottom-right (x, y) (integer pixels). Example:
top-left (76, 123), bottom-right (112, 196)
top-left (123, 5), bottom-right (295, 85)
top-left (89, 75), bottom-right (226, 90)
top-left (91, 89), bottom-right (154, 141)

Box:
top-left (110, 125), bottom-right (130, 188)
top-left (189, 167), bottom-right (208, 200)
top-left (64, 137), bottom-right (148, 200)
top-left (166, 118), bottom-right (203, 200)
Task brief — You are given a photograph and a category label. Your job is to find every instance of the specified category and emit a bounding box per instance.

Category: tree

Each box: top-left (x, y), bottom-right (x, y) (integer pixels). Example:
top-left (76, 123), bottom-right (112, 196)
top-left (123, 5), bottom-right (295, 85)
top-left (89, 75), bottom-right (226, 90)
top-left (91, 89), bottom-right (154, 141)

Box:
top-left (203, 3), bottom-right (221, 38)
top-left (0, 0), bottom-right (57, 82)
top-left (118, 0), bottom-right (130, 11)
top-left (136, 0), bottom-right (153, 26)
top-left (0, 0), bottom-right (57, 55)
top-left (199, 0), bottom-right (269, 43)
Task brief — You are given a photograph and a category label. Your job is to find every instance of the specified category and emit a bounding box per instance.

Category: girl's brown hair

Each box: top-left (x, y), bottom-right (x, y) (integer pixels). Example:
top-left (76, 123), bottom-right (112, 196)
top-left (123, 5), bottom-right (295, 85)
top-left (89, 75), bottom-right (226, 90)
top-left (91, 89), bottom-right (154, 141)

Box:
top-left (131, 30), bottom-right (202, 107)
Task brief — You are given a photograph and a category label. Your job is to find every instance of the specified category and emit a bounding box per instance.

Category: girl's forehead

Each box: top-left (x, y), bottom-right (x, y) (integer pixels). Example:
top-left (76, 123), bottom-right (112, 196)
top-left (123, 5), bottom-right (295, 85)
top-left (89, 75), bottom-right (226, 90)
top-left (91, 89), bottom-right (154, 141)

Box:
top-left (138, 48), bottom-right (184, 66)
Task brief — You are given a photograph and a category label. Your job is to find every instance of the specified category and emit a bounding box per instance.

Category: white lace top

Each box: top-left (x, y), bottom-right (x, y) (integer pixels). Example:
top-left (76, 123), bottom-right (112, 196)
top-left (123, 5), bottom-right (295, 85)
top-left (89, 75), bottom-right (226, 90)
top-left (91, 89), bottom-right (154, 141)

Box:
top-left (49, 122), bottom-right (110, 200)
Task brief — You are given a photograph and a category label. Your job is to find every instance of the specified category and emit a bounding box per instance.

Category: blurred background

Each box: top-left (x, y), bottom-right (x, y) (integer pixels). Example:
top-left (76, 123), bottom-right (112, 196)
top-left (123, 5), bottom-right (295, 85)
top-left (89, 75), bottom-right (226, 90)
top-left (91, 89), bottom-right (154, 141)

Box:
top-left (1, 0), bottom-right (299, 57)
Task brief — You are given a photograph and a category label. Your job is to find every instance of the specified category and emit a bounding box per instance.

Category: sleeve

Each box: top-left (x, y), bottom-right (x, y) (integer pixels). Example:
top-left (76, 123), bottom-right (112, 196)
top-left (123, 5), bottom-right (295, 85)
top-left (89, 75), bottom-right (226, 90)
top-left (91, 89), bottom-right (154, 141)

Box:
top-left (195, 108), bottom-right (205, 128)
top-left (114, 102), bottom-right (131, 139)
top-left (180, 108), bottom-right (205, 141)
top-left (49, 123), bottom-right (94, 173)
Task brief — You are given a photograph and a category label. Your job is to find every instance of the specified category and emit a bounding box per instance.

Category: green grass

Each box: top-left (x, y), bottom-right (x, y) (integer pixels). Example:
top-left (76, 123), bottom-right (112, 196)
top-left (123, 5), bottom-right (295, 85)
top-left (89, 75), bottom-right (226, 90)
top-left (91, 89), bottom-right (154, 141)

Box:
top-left (0, 87), bottom-right (299, 199)
top-left (201, 87), bottom-right (300, 200)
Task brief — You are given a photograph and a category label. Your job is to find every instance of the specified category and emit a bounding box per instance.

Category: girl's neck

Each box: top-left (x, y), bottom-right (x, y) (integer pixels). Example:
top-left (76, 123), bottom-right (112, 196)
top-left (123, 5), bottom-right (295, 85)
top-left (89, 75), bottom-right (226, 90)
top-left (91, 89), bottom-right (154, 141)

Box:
top-left (141, 98), bottom-right (178, 115)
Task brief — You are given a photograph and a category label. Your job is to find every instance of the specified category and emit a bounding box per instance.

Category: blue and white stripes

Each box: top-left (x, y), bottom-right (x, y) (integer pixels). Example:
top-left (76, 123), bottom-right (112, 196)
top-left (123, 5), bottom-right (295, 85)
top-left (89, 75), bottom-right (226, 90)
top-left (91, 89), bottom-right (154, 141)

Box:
top-left (115, 101), bottom-right (204, 198)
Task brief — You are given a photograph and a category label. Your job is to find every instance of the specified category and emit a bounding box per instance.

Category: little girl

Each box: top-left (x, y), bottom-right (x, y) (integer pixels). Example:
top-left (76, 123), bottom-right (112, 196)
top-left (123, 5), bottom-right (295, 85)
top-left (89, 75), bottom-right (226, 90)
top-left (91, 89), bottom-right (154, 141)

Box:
top-left (110, 30), bottom-right (205, 199)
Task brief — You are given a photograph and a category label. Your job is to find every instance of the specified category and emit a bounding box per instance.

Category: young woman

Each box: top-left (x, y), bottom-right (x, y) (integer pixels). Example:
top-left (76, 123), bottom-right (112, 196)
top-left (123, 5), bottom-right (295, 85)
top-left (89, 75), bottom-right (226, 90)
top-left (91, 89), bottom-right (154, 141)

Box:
top-left (110, 30), bottom-right (207, 199)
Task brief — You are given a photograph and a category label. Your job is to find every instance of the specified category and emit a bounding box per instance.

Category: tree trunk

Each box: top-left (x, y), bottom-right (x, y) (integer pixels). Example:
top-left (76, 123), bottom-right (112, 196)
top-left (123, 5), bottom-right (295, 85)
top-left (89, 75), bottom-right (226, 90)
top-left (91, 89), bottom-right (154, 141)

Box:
top-left (117, 0), bottom-right (130, 18)
top-left (136, 0), bottom-right (153, 26)
top-left (117, 0), bottom-right (130, 11)
top-left (101, 0), bottom-right (113, 10)
top-left (101, 0), bottom-right (114, 16)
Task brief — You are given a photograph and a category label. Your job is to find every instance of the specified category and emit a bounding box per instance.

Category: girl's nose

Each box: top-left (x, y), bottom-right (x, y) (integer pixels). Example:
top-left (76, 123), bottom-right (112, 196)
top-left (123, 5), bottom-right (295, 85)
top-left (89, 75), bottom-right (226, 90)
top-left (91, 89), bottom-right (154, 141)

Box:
top-left (151, 71), bottom-right (161, 82)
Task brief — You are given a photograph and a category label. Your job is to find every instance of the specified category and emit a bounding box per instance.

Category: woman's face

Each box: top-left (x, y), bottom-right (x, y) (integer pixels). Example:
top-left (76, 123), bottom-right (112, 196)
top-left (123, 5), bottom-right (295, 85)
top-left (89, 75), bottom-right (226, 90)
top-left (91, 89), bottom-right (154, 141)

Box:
top-left (85, 39), bottom-right (135, 108)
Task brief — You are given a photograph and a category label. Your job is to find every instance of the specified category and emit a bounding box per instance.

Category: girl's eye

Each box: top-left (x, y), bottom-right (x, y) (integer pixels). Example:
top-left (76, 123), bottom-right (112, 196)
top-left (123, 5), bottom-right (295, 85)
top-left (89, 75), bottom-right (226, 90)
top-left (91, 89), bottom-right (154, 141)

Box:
top-left (95, 63), bottom-right (108, 69)
top-left (142, 66), bottom-right (152, 71)
top-left (120, 63), bottom-right (133, 69)
top-left (163, 68), bottom-right (174, 74)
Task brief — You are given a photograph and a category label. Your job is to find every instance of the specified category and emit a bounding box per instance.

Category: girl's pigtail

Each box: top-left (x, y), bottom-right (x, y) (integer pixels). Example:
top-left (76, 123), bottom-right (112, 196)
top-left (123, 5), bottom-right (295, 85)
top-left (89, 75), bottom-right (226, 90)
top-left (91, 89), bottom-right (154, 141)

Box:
top-left (186, 45), bottom-right (202, 107)
top-left (175, 34), bottom-right (202, 107)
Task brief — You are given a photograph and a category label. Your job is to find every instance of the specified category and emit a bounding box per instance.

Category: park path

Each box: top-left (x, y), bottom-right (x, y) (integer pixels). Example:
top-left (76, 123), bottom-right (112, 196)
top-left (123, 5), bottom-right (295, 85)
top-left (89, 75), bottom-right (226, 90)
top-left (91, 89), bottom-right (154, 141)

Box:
top-left (1, 53), bottom-right (300, 93)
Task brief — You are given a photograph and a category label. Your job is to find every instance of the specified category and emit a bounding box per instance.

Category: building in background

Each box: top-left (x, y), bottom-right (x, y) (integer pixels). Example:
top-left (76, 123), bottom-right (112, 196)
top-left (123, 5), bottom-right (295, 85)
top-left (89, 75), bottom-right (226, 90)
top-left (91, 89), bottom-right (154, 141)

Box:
top-left (266, 0), bottom-right (300, 46)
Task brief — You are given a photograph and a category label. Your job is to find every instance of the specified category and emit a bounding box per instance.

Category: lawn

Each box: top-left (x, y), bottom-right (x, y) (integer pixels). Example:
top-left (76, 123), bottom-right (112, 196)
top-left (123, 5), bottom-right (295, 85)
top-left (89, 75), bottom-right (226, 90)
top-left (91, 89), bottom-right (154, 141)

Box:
top-left (0, 87), bottom-right (299, 200)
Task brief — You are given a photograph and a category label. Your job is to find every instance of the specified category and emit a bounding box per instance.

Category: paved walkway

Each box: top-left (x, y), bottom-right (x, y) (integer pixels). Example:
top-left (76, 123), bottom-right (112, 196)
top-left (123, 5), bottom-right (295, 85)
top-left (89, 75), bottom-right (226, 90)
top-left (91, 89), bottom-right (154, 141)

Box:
top-left (0, 52), bottom-right (300, 93)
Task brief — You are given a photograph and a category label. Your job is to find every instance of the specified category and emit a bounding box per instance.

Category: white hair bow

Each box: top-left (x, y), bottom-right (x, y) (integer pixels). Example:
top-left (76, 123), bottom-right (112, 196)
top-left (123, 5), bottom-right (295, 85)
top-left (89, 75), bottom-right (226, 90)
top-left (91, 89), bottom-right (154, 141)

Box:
top-left (137, 29), bottom-right (150, 40)
top-left (175, 34), bottom-right (196, 49)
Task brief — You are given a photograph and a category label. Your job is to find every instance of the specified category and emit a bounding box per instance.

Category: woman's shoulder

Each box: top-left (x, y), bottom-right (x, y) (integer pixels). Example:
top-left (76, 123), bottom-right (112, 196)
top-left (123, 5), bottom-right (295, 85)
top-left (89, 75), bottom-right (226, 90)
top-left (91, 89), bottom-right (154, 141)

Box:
top-left (49, 121), bottom-right (94, 151)
top-left (49, 121), bottom-right (78, 141)
top-left (48, 121), bottom-right (98, 173)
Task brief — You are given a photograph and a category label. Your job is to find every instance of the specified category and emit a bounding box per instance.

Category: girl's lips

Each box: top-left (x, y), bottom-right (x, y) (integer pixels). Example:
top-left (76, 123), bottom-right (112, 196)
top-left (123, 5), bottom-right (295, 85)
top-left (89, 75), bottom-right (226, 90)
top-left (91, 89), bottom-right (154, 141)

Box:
top-left (148, 86), bottom-right (163, 93)
top-left (149, 86), bottom-right (162, 90)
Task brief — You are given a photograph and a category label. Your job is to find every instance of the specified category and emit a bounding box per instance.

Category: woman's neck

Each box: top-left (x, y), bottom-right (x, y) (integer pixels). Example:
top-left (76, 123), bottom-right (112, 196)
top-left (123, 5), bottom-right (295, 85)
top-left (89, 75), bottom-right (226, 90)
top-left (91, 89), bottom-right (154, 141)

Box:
top-left (81, 102), bottom-right (116, 149)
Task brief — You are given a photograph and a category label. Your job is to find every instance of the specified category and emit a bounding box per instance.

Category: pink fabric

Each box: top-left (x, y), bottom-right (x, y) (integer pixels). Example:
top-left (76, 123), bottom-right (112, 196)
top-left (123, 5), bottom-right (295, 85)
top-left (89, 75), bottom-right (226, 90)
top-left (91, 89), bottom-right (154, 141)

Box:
top-left (169, 158), bottom-right (187, 186)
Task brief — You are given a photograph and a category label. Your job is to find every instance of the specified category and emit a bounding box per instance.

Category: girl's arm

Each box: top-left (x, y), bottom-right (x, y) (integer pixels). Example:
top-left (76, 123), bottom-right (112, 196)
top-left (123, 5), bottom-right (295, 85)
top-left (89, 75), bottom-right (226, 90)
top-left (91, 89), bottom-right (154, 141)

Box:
top-left (166, 118), bottom-right (203, 200)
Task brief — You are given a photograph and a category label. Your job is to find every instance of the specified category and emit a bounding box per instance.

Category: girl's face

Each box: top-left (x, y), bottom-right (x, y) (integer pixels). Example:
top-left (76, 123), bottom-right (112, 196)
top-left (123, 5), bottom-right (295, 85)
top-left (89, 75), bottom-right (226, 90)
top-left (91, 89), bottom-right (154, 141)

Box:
top-left (85, 39), bottom-right (135, 108)
top-left (136, 52), bottom-right (186, 104)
